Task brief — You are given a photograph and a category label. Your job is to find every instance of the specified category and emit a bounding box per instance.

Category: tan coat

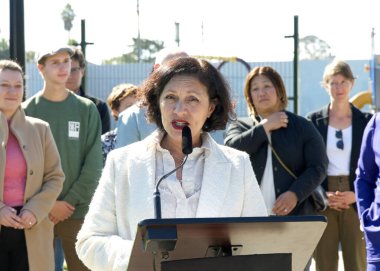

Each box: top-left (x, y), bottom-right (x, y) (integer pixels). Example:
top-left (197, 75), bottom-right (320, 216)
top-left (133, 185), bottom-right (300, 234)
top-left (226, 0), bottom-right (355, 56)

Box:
top-left (0, 108), bottom-right (64, 271)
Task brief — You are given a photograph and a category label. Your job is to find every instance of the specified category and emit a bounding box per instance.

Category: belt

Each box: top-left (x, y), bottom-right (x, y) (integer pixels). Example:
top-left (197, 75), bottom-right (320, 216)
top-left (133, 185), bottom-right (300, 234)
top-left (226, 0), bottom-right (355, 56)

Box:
top-left (327, 175), bottom-right (350, 192)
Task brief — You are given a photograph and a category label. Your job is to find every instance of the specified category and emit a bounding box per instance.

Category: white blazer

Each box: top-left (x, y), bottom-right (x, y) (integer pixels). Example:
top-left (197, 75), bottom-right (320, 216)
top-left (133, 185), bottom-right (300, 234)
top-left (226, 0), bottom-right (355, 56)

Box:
top-left (76, 131), bottom-right (267, 271)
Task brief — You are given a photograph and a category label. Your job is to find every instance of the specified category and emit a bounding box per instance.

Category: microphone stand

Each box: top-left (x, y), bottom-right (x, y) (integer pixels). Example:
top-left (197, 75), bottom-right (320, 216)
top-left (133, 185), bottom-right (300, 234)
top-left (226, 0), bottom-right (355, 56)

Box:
top-left (145, 126), bottom-right (192, 257)
top-left (153, 155), bottom-right (188, 219)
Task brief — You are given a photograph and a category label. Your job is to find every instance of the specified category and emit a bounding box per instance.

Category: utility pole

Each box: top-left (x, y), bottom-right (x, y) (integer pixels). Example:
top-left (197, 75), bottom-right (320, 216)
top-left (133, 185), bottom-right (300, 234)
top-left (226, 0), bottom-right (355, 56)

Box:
top-left (285, 15), bottom-right (299, 114)
top-left (201, 21), bottom-right (204, 43)
top-left (175, 22), bottom-right (180, 47)
top-left (9, 0), bottom-right (25, 100)
top-left (9, 0), bottom-right (25, 72)
top-left (137, 0), bottom-right (141, 62)
top-left (78, 19), bottom-right (93, 92)
top-left (71, 19), bottom-right (93, 92)
top-left (79, 19), bottom-right (94, 58)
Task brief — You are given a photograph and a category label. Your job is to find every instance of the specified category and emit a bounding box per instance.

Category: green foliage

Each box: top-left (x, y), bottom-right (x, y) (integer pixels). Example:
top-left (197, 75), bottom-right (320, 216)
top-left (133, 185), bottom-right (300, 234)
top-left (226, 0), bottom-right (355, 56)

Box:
top-left (299, 35), bottom-right (334, 60)
top-left (26, 51), bottom-right (36, 63)
top-left (68, 39), bottom-right (79, 46)
top-left (103, 38), bottom-right (164, 64)
top-left (0, 38), bottom-right (10, 59)
top-left (0, 39), bottom-right (35, 63)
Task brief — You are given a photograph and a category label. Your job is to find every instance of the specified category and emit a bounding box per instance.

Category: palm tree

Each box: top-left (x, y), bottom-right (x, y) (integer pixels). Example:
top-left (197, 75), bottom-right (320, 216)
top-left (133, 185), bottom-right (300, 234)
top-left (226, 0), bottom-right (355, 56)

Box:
top-left (61, 4), bottom-right (76, 42)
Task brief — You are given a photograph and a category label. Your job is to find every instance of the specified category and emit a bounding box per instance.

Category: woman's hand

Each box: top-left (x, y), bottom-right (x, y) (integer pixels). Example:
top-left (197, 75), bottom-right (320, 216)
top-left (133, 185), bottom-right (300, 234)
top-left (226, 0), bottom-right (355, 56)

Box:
top-left (0, 206), bottom-right (24, 229)
top-left (327, 191), bottom-right (355, 211)
top-left (272, 191), bottom-right (298, 216)
top-left (261, 112), bottom-right (288, 134)
top-left (19, 209), bottom-right (37, 229)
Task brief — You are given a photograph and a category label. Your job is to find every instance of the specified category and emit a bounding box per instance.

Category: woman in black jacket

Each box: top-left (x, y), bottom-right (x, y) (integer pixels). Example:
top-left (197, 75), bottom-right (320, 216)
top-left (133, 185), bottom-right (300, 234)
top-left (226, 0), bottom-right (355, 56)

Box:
top-left (225, 66), bottom-right (328, 216)
top-left (306, 60), bottom-right (371, 271)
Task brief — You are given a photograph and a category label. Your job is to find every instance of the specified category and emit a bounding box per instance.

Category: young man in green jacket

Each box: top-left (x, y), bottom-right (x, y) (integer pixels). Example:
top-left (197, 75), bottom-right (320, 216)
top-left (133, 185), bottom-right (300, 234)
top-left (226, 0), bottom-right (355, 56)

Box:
top-left (23, 46), bottom-right (102, 271)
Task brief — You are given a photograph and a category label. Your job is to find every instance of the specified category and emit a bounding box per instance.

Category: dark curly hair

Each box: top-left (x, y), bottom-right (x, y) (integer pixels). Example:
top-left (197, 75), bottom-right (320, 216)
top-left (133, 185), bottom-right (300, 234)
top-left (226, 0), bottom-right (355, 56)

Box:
top-left (139, 57), bottom-right (234, 132)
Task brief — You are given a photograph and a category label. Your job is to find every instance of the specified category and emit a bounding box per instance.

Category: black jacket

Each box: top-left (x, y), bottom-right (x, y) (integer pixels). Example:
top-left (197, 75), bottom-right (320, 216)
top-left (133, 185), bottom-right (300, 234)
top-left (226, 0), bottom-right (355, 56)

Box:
top-left (306, 103), bottom-right (372, 192)
top-left (225, 111), bottom-right (328, 215)
top-left (79, 88), bottom-right (111, 134)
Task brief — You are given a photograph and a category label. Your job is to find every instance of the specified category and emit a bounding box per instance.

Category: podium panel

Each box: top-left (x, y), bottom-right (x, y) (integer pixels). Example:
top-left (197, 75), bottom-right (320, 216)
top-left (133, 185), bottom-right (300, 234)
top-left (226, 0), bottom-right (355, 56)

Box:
top-left (128, 216), bottom-right (327, 271)
top-left (162, 253), bottom-right (291, 271)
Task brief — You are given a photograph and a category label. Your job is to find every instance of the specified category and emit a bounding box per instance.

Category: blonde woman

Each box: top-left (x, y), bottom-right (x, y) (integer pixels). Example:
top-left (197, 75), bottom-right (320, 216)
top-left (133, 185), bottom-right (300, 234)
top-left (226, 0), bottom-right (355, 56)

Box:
top-left (101, 83), bottom-right (137, 163)
top-left (0, 60), bottom-right (64, 270)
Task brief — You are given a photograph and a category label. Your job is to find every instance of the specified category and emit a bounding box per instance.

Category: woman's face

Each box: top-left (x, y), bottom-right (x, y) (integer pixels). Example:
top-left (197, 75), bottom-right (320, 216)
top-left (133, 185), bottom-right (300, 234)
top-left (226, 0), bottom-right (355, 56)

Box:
top-left (0, 69), bottom-right (24, 119)
top-left (326, 74), bottom-right (353, 103)
top-left (112, 95), bottom-right (136, 120)
top-left (159, 75), bottom-right (215, 148)
top-left (250, 75), bottom-right (280, 117)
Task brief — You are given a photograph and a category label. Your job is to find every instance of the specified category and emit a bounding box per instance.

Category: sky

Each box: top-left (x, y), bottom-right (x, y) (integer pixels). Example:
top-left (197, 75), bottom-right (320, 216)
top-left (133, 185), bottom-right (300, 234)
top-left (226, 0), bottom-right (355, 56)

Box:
top-left (1, 0), bottom-right (380, 64)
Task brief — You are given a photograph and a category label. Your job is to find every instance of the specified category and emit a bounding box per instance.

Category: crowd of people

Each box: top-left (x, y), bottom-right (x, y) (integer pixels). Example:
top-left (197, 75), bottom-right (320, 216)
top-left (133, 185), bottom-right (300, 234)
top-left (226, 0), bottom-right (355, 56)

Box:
top-left (0, 45), bottom-right (379, 271)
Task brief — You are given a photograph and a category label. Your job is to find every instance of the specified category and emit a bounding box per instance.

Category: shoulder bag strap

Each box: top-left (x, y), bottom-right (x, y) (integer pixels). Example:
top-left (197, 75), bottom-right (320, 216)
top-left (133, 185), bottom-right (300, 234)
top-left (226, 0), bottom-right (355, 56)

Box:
top-left (268, 140), bottom-right (297, 180)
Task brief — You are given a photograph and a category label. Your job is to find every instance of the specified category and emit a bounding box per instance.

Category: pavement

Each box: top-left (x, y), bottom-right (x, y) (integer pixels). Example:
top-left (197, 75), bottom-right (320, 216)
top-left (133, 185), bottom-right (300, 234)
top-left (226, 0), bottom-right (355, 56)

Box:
top-left (309, 251), bottom-right (345, 271)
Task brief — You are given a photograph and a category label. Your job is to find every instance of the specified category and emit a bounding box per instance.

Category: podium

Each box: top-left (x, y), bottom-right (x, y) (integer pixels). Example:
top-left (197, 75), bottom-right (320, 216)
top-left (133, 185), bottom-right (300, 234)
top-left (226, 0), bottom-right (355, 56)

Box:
top-left (127, 216), bottom-right (327, 271)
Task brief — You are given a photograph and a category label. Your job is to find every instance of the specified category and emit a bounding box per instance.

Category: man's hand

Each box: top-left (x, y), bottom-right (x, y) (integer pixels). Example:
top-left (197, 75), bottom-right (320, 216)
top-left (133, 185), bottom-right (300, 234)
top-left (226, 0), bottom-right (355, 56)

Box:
top-left (49, 201), bottom-right (75, 224)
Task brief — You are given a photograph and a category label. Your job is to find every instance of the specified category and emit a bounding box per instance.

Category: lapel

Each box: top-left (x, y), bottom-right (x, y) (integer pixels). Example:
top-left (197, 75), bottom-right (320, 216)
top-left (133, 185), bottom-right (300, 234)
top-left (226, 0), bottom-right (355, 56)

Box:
top-left (9, 109), bottom-right (36, 200)
top-left (315, 104), bottom-right (330, 141)
top-left (0, 111), bottom-right (8, 201)
top-left (196, 136), bottom-right (232, 217)
top-left (350, 104), bottom-right (362, 147)
top-left (349, 104), bottom-right (367, 174)
top-left (130, 134), bottom-right (158, 218)
top-left (125, 134), bottom-right (160, 224)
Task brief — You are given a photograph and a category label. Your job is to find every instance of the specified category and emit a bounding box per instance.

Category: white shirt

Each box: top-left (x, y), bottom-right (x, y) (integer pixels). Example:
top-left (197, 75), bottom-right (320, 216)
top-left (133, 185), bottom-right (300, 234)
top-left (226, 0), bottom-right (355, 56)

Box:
top-left (326, 125), bottom-right (352, 176)
top-left (260, 134), bottom-right (276, 215)
top-left (155, 136), bottom-right (210, 218)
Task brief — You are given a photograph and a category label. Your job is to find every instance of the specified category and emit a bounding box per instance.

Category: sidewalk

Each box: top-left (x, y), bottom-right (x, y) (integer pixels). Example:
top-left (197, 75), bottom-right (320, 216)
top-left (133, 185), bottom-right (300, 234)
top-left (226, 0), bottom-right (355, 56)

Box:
top-left (309, 251), bottom-right (345, 271)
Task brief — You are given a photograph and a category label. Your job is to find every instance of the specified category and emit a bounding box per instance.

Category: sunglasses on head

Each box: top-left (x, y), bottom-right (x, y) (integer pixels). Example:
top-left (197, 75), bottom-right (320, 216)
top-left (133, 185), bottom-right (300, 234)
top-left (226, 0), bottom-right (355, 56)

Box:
top-left (335, 130), bottom-right (344, 150)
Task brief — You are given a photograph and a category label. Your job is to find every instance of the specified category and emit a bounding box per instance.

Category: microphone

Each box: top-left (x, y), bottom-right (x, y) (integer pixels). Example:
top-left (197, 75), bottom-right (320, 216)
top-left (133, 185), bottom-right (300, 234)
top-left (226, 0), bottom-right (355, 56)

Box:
top-left (153, 126), bottom-right (193, 219)
top-left (181, 126), bottom-right (192, 155)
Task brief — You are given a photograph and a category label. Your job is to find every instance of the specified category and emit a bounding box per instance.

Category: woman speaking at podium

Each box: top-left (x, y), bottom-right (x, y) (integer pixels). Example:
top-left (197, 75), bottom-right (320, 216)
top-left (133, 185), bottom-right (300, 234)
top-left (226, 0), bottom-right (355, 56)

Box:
top-left (76, 57), bottom-right (267, 271)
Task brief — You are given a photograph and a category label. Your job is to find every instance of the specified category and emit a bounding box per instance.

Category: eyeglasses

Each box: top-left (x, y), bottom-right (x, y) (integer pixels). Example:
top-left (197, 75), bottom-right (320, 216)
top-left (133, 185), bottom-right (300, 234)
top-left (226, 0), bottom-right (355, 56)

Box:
top-left (70, 67), bottom-right (82, 74)
top-left (328, 81), bottom-right (350, 89)
top-left (335, 130), bottom-right (344, 150)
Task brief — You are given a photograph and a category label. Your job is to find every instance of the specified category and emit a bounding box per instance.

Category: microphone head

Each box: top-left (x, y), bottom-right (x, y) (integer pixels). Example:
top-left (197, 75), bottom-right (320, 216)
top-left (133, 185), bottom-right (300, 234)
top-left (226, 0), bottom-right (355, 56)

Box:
top-left (182, 126), bottom-right (193, 155)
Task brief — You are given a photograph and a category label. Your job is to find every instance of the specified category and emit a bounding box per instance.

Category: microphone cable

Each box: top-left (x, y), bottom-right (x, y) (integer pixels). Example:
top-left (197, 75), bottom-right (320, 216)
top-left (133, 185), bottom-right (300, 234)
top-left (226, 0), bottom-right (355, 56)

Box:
top-left (153, 155), bottom-right (188, 219)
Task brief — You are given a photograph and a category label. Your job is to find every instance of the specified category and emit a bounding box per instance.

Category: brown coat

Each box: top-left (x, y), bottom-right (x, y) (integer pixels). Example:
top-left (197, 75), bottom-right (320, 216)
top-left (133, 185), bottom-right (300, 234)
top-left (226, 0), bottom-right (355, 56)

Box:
top-left (0, 108), bottom-right (64, 271)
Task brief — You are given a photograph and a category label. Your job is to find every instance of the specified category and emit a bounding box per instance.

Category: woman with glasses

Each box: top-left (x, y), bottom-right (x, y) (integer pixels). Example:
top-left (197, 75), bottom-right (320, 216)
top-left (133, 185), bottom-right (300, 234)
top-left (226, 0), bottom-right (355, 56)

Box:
top-left (306, 60), bottom-right (372, 271)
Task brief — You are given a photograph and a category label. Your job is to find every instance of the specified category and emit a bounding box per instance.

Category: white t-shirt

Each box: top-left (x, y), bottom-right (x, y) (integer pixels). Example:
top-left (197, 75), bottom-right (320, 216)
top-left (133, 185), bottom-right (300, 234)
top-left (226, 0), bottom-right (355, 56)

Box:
top-left (326, 125), bottom-right (352, 176)
top-left (260, 134), bottom-right (276, 215)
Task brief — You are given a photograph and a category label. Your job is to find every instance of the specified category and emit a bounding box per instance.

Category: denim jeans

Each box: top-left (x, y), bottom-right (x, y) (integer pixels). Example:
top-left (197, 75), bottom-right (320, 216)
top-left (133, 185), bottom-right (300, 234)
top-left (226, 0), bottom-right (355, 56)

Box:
top-left (54, 237), bottom-right (65, 271)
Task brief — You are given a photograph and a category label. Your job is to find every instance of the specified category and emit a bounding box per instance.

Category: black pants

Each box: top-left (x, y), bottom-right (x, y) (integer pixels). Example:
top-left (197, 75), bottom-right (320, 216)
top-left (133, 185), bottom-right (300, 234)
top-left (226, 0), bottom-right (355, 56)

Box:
top-left (0, 207), bottom-right (29, 271)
